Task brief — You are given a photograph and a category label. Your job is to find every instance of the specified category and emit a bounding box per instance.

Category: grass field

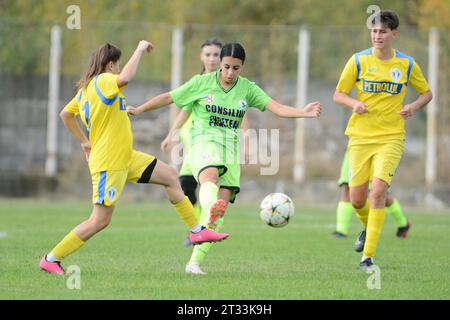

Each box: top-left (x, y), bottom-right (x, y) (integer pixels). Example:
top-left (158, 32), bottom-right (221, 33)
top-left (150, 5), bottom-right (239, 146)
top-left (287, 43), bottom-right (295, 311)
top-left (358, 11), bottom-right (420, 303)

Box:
top-left (0, 199), bottom-right (449, 300)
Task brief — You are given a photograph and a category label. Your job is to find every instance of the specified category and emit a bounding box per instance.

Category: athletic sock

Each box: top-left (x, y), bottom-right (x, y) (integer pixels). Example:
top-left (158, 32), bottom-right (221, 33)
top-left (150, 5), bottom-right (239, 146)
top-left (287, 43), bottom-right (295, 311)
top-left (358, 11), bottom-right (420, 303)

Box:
top-left (354, 199), bottom-right (370, 228)
top-left (172, 196), bottom-right (200, 230)
top-left (336, 201), bottom-right (353, 234)
top-left (199, 181), bottom-right (219, 223)
top-left (386, 199), bottom-right (407, 227)
top-left (49, 231), bottom-right (85, 261)
top-left (189, 215), bottom-right (225, 265)
top-left (363, 208), bottom-right (385, 258)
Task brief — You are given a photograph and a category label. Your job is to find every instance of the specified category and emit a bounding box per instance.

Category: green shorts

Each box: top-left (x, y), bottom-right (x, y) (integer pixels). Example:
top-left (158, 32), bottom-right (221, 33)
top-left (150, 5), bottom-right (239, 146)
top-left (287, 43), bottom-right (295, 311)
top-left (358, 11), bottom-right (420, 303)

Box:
top-left (179, 155), bottom-right (193, 177)
top-left (187, 141), bottom-right (240, 203)
top-left (338, 150), bottom-right (350, 186)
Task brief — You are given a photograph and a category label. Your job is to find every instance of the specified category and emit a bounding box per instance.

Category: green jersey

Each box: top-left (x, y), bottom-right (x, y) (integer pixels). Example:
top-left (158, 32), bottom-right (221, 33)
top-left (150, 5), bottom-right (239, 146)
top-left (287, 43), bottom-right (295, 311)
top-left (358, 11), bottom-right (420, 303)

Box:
top-left (170, 70), bottom-right (269, 151)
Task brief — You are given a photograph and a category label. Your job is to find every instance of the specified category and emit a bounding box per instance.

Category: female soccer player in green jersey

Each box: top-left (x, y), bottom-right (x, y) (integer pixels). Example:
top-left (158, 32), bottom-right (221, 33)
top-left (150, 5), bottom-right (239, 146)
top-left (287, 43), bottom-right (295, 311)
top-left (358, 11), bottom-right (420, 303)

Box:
top-left (333, 10), bottom-right (432, 271)
top-left (160, 39), bottom-right (253, 275)
top-left (127, 42), bottom-right (321, 274)
top-left (39, 41), bottom-right (228, 275)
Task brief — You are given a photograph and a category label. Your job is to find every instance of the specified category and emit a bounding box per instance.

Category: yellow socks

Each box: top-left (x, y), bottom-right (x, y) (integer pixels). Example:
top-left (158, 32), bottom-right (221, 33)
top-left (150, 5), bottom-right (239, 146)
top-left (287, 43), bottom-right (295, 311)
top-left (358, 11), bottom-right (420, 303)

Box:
top-left (363, 208), bottom-right (386, 258)
top-left (354, 200), bottom-right (370, 227)
top-left (173, 196), bottom-right (199, 229)
top-left (50, 231), bottom-right (85, 261)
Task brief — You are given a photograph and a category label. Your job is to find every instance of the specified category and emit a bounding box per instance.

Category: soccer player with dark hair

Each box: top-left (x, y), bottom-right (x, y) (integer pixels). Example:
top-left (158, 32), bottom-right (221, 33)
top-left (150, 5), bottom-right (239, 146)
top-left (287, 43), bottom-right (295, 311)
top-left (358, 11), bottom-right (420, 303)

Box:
top-left (127, 42), bottom-right (322, 274)
top-left (334, 10), bottom-right (432, 270)
top-left (160, 39), bottom-right (253, 275)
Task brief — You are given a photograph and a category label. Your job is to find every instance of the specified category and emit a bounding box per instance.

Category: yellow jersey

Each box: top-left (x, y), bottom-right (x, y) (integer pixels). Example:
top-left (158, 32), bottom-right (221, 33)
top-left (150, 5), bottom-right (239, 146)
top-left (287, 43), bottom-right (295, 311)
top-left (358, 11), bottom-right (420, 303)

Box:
top-left (336, 48), bottom-right (429, 140)
top-left (64, 73), bottom-right (133, 173)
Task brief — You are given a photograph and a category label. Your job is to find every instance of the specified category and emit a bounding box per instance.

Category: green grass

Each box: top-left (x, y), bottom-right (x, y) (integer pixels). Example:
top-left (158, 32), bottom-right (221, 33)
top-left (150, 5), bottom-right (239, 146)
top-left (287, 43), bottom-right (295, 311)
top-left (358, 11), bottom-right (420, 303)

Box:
top-left (0, 199), bottom-right (449, 299)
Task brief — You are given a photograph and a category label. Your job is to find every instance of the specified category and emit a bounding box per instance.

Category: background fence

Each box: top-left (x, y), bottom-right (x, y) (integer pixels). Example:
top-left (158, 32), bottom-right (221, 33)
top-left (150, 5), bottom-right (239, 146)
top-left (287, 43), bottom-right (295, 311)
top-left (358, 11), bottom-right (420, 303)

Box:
top-left (0, 20), bottom-right (449, 205)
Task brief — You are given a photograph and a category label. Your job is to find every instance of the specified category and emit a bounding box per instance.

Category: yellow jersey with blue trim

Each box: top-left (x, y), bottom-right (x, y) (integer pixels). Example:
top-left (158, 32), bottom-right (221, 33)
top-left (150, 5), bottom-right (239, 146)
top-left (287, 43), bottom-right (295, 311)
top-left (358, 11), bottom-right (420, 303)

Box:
top-left (63, 73), bottom-right (132, 173)
top-left (336, 48), bottom-right (429, 140)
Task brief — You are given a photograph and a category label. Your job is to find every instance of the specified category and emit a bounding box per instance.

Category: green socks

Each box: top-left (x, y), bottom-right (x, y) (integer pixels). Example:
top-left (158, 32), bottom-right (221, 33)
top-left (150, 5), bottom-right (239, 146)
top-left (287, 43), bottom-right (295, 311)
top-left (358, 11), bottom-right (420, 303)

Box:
top-left (336, 201), bottom-right (354, 235)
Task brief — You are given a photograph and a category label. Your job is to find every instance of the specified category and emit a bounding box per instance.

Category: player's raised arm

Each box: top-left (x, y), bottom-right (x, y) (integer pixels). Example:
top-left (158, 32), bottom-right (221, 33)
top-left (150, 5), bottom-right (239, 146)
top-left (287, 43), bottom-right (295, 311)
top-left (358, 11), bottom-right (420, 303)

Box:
top-left (126, 92), bottom-right (173, 116)
top-left (265, 99), bottom-right (322, 118)
top-left (117, 40), bottom-right (153, 88)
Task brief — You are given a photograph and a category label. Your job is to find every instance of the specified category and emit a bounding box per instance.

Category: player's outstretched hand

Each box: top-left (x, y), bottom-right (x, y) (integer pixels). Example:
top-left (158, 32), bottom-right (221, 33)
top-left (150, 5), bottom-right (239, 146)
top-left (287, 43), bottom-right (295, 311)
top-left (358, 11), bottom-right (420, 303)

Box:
top-left (399, 104), bottom-right (414, 120)
top-left (126, 106), bottom-right (141, 116)
top-left (303, 101), bottom-right (322, 118)
top-left (137, 40), bottom-right (153, 53)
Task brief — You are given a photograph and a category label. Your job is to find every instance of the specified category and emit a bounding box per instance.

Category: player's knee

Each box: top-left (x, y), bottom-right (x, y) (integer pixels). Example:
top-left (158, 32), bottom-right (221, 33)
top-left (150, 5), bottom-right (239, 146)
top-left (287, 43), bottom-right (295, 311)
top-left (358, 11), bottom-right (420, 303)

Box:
top-left (340, 184), bottom-right (351, 201)
top-left (351, 197), bottom-right (366, 209)
top-left (91, 216), bottom-right (111, 231)
top-left (165, 166), bottom-right (179, 185)
top-left (203, 173), bottom-right (219, 184)
top-left (370, 189), bottom-right (386, 206)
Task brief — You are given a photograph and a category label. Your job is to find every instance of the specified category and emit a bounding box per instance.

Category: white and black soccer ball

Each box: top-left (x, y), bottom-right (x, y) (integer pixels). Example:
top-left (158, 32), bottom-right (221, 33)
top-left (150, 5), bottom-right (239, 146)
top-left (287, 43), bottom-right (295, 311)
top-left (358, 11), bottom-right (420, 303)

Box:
top-left (259, 193), bottom-right (295, 228)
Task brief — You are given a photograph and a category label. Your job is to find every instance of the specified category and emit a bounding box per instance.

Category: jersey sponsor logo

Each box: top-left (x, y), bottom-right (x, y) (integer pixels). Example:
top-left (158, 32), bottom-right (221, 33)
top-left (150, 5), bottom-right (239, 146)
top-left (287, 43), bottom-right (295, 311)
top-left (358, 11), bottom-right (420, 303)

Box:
top-left (205, 104), bottom-right (245, 118)
top-left (107, 187), bottom-right (117, 202)
top-left (204, 94), bottom-right (214, 104)
top-left (362, 79), bottom-right (403, 95)
top-left (239, 99), bottom-right (248, 110)
top-left (209, 115), bottom-right (240, 129)
top-left (390, 68), bottom-right (402, 82)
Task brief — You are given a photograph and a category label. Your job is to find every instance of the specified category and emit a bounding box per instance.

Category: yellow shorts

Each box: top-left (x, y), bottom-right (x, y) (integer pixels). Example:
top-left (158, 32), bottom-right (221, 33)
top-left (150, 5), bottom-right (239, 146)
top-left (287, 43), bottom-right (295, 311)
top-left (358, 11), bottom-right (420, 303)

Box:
top-left (91, 150), bottom-right (156, 206)
top-left (348, 139), bottom-right (404, 187)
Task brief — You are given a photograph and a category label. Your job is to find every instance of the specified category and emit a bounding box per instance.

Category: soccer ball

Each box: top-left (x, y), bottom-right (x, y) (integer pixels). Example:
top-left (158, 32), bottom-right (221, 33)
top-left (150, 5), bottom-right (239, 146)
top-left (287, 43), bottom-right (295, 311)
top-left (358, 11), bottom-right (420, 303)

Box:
top-left (259, 193), bottom-right (295, 228)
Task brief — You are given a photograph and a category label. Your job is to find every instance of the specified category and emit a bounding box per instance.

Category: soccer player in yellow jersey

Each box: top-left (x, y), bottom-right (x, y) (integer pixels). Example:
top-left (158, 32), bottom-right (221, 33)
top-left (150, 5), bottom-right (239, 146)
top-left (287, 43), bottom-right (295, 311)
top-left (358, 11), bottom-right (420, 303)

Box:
top-left (333, 10), bottom-right (432, 271)
top-left (39, 41), bottom-right (228, 275)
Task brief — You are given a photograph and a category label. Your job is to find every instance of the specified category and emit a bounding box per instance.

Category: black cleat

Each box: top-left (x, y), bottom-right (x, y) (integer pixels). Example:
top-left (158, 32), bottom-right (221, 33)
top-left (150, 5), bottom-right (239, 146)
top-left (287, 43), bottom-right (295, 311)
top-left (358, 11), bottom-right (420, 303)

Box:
top-left (354, 229), bottom-right (366, 252)
top-left (396, 220), bottom-right (411, 238)
top-left (359, 257), bottom-right (375, 271)
top-left (331, 231), bottom-right (347, 238)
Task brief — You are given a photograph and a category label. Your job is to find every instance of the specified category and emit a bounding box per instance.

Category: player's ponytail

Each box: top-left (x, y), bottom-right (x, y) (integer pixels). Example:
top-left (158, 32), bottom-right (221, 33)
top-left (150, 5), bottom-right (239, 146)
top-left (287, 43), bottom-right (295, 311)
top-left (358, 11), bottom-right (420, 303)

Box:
top-left (76, 43), bottom-right (122, 90)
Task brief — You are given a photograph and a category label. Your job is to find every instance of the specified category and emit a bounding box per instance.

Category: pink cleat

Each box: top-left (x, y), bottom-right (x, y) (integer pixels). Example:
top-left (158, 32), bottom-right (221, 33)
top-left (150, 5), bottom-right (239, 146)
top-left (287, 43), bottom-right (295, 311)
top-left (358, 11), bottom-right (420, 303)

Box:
top-left (189, 227), bottom-right (229, 245)
top-left (208, 199), bottom-right (227, 228)
top-left (39, 256), bottom-right (65, 275)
